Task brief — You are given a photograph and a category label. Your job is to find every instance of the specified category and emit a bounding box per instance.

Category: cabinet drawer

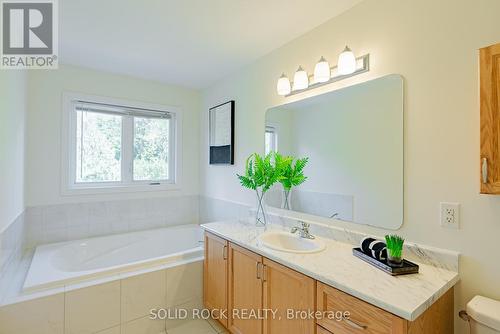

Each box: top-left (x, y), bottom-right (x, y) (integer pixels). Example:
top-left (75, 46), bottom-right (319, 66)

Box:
top-left (317, 282), bottom-right (406, 334)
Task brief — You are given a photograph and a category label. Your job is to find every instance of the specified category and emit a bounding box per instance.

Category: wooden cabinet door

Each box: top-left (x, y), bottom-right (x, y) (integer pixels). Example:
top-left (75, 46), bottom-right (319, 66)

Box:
top-left (480, 42), bottom-right (500, 194)
top-left (317, 325), bottom-right (333, 334)
top-left (203, 232), bottom-right (228, 328)
top-left (262, 258), bottom-right (315, 334)
top-left (228, 243), bottom-right (263, 334)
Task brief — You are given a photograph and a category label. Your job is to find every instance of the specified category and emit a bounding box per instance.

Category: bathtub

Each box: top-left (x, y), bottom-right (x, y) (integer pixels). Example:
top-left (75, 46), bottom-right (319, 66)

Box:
top-left (23, 224), bottom-right (204, 292)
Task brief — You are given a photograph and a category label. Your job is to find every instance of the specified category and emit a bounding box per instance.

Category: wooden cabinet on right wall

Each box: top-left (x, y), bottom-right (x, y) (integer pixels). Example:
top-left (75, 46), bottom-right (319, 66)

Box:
top-left (480, 42), bottom-right (500, 194)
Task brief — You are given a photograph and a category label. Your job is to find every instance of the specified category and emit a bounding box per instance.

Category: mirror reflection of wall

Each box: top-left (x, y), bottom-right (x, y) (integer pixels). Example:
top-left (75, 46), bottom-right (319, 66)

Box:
top-left (265, 74), bottom-right (403, 230)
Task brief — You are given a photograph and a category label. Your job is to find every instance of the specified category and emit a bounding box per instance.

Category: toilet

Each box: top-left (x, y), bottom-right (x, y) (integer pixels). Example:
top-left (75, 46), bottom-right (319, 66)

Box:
top-left (463, 296), bottom-right (500, 333)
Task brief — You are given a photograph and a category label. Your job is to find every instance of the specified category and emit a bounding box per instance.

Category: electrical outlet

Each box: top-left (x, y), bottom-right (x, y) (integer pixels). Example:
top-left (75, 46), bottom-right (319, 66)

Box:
top-left (440, 202), bottom-right (460, 229)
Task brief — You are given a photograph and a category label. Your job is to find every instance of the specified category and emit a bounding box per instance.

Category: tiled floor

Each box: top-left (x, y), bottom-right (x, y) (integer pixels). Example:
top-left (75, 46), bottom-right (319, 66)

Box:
top-left (166, 318), bottom-right (228, 334)
top-left (206, 318), bottom-right (228, 333)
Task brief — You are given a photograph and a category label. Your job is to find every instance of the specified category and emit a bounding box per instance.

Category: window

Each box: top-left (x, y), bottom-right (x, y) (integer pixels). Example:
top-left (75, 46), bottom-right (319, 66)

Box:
top-left (64, 94), bottom-right (178, 192)
top-left (133, 117), bottom-right (170, 181)
top-left (265, 125), bottom-right (278, 155)
top-left (75, 110), bottom-right (122, 183)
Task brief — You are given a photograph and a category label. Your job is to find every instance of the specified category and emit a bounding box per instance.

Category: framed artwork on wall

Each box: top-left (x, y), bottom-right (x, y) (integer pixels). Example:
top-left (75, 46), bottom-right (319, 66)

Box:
top-left (209, 100), bottom-right (235, 165)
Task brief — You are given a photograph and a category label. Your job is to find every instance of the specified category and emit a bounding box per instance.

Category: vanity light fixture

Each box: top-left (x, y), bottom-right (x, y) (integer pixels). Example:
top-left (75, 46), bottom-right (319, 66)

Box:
top-left (292, 66), bottom-right (309, 91)
top-left (276, 46), bottom-right (369, 97)
top-left (313, 57), bottom-right (330, 83)
top-left (337, 46), bottom-right (357, 75)
top-left (276, 73), bottom-right (291, 96)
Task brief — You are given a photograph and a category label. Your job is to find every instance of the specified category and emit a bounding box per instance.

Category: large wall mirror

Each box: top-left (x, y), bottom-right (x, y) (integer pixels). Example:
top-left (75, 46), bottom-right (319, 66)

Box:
top-left (265, 74), bottom-right (404, 229)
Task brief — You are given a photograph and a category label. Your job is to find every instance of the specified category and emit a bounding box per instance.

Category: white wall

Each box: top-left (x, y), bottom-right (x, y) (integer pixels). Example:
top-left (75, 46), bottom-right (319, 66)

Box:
top-left (0, 72), bottom-right (26, 231)
top-left (200, 0), bottom-right (500, 332)
top-left (26, 65), bottom-right (201, 206)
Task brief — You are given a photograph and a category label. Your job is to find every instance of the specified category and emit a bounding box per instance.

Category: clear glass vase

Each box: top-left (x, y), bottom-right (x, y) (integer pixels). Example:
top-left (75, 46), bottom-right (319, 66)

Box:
top-left (387, 253), bottom-right (403, 267)
top-left (255, 189), bottom-right (268, 226)
top-left (281, 189), bottom-right (292, 210)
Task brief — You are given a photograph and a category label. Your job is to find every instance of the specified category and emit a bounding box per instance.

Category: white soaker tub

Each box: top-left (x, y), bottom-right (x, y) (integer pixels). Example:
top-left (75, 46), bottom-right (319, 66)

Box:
top-left (23, 224), bottom-right (204, 292)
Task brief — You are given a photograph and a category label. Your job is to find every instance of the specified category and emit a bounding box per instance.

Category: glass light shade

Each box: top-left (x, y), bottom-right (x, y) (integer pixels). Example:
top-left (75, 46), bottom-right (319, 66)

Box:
top-left (292, 66), bottom-right (309, 91)
top-left (276, 73), bottom-right (291, 96)
top-left (337, 46), bottom-right (356, 75)
top-left (314, 57), bottom-right (330, 83)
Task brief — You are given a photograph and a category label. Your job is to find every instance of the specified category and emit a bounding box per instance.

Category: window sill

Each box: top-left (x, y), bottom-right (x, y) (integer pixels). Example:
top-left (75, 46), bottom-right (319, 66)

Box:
top-left (61, 183), bottom-right (180, 196)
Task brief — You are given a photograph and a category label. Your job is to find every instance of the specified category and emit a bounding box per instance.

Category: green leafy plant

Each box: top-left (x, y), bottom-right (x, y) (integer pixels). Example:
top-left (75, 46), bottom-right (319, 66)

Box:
top-left (276, 153), bottom-right (309, 210)
top-left (237, 153), bottom-right (290, 192)
top-left (237, 152), bottom-right (291, 225)
top-left (279, 155), bottom-right (309, 191)
top-left (385, 234), bottom-right (405, 258)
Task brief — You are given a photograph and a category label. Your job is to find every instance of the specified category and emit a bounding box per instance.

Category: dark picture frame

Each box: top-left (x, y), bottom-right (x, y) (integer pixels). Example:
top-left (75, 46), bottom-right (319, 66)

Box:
top-left (209, 100), bottom-right (235, 164)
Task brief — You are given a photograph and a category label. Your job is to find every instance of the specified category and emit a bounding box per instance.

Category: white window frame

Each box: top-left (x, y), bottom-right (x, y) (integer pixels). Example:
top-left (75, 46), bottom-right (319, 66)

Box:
top-left (265, 124), bottom-right (278, 155)
top-left (61, 92), bottom-right (182, 195)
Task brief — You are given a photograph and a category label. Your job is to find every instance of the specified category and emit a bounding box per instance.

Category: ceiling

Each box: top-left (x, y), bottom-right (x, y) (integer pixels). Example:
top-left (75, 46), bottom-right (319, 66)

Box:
top-left (60, 0), bottom-right (362, 89)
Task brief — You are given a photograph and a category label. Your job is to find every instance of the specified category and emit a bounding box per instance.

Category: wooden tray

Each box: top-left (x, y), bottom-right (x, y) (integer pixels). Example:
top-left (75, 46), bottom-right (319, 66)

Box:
top-left (352, 248), bottom-right (419, 276)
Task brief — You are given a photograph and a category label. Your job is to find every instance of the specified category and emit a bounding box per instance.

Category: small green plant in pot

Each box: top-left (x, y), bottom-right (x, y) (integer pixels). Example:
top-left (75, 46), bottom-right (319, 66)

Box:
top-left (385, 234), bottom-right (405, 267)
top-left (277, 154), bottom-right (309, 210)
top-left (237, 152), bottom-right (291, 226)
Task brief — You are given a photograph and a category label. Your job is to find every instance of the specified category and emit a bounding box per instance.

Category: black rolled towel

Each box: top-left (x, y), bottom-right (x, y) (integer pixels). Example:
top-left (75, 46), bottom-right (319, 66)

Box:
top-left (360, 237), bottom-right (387, 261)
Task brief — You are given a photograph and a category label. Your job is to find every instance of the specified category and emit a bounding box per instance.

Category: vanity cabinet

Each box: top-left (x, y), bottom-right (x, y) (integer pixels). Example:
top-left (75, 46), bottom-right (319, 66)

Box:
top-left (316, 325), bottom-right (333, 334)
top-left (205, 232), bottom-right (315, 334)
top-left (203, 232), bottom-right (229, 327)
top-left (262, 258), bottom-right (315, 334)
top-left (203, 232), bottom-right (453, 334)
top-left (228, 243), bottom-right (263, 334)
top-left (480, 42), bottom-right (500, 194)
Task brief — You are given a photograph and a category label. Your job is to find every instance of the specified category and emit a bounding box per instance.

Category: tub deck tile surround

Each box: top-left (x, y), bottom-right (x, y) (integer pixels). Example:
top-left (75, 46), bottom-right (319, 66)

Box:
top-left (64, 280), bottom-right (121, 334)
top-left (0, 293), bottom-right (64, 334)
top-left (166, 260), bottom-right (204, 307)
top-left (201, 218), bottom-right (460, 321)
top-left (0, 260), bottom-right (204, 334)
top-left (0, 253), bottom-right (204, 308)
top-left (121, 270), bottom-right (167, 323)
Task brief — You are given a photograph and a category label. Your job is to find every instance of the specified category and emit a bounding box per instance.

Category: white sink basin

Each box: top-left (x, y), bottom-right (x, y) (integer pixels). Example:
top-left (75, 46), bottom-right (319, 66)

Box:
top-left (259, 231), bottom-right (326, 254)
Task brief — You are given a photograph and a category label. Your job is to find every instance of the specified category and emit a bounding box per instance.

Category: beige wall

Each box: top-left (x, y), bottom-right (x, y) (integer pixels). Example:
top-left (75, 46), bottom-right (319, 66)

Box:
top-left (26, 64), bottom-right (201, 206)
top-left (0, 71), bottom-right (26, 231)
top-left (200, 0), bottom-right (500, 332)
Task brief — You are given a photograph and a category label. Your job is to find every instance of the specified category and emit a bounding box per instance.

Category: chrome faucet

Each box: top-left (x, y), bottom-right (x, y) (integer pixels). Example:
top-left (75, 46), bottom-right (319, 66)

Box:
top-left (291, 221), bottom-right (315, 239)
